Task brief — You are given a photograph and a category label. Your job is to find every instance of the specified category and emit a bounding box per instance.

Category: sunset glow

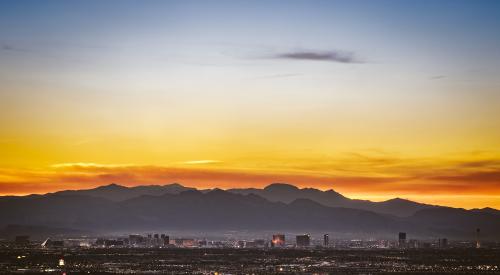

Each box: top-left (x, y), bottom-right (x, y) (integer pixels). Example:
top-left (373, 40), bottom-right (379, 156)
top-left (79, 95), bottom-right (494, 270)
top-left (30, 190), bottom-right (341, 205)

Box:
top-left (1, 0), bottom-right (499, 209)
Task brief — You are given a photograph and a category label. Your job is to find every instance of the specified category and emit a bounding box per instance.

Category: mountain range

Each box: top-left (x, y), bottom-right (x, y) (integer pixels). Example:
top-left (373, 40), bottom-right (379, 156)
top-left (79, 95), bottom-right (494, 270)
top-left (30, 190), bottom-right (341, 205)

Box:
top-left (0, 183), bottom-right (498, 240)
top-left (228, 183), bottom-right (434, 217)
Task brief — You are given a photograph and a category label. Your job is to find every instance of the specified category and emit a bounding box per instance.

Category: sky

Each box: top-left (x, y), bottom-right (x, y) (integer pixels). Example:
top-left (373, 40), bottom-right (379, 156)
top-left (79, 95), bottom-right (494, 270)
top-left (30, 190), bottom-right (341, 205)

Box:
top-left (1, 0), bottom-right (500, 209)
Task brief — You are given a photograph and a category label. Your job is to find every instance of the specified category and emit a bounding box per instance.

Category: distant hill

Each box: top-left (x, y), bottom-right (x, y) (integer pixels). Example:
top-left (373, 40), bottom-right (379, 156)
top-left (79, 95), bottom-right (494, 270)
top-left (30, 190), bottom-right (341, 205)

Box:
top-left (228, 183), bottom-right (434, 217)
top-left (0, 190), bottom-right (407, 235)
top-left (48, 182), bottom-right (433, 217)
top-left (0, 185), bottom-right (499, 240)
top-left (53, 183), bottom-right (194, 201)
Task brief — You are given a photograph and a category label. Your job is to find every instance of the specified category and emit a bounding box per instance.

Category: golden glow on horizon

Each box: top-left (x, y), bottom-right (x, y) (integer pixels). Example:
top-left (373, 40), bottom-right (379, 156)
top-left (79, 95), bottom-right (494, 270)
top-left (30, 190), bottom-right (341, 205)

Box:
top-left (1, 95), bottom-right (500, 210)
top-left (1, 148), bottom-right (500, 209)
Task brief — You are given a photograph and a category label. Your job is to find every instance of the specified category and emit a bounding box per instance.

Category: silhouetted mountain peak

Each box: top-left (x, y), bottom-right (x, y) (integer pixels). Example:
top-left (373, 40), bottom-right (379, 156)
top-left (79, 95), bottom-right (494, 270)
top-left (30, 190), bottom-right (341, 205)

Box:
top-left (41, 183), bottom-right (475, 218)
top-left (324, 189), bottom-right (346, 198)
top-left (264, 183), bottom-right (299, 191)
top-left (471, 207), bottom-right (500, 215)
top-left (164, 183), bottom-right (184, 188)
top-left (52, 182), bottom-right (194, 202)
top-left (227, 183), bottom-right (431, 217)
top-left (382, 197), bottom-right (432, 207)
top-left (385, 197), bottom-right (410, 203)
top-left (96, 183), bottom-right (127, 190)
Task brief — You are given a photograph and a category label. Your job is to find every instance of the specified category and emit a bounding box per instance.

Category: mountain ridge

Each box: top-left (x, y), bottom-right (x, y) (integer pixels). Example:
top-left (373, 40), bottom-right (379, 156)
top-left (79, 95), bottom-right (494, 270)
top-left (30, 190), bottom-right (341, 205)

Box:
top-left (51, 182), bottom-right (195, 201)
top-left (0, 183), bottom-right (499, 240)
top-left (227, 183), bottom-right (436, 217)
top-left (6, 182), bottom-right (498, 216)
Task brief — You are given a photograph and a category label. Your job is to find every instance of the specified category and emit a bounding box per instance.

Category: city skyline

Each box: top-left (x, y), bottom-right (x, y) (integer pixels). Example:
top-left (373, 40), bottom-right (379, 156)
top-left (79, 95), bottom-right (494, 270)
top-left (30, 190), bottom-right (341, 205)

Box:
top-left (1, 0), bottom-right (500, 209)
top-left (4, 231), bottom-right (498, 274)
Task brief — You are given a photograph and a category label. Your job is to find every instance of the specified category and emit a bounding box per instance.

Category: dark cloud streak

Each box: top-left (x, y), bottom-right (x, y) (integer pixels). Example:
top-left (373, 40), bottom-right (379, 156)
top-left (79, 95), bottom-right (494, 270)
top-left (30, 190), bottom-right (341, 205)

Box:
top-left (273, 50), bottom-right (362, 63)
top-left (1, 44), bottom-right (30, 52)
top-left (430, 75), bottom-right (446, 80)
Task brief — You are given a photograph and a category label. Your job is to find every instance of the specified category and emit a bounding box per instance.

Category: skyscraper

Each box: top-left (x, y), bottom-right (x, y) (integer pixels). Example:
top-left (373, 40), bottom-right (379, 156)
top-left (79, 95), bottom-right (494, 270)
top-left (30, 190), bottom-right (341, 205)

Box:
top-left (272, 234), bottom-right (285, 247)
top-left (439, 238), bottom-right (448, 248)
top-left (398, 232), bottom-right (406, 248)
top-left (323, 234), bottom-right (329, 247)
top-left (296, 234), bottom-right (310, 247)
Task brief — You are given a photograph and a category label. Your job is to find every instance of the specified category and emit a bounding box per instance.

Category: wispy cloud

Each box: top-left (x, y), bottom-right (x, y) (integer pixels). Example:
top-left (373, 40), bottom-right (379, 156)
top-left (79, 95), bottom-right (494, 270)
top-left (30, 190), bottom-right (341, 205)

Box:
top-left (2, 151), bottom-right (500, 208)
top-left (1, 44), bottom-right (30, 53)
top-left (180, 160), bottom-right (222, 165)
top-left (51, 162), bottom-right (135, 169)
top-left (1, 153), bottom-right (500, 198)
top-left (430, 75), bottom-right (446, 80)
top-left (272, 50), bottom-right (362, 63)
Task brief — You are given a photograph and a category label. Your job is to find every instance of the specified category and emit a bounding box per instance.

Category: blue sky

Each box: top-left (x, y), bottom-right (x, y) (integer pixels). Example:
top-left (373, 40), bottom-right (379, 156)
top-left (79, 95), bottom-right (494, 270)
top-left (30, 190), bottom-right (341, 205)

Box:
top-left (2, 0), bottom-right (499, 67)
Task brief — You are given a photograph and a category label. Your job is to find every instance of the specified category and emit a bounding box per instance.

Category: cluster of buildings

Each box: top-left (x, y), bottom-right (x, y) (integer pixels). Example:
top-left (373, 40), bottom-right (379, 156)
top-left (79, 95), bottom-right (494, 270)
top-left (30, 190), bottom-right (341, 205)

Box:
top-left (96, 234), bottom-right (202, 248)
top-left (126, 233), bottom-right (170, 247)
top-left (12, 233), bottom-right (326, 249)
top-left (7, 230), bottom-right (485, 250)
top-left (397, 232), bottom-right (448, 249)
top-left (271, 234), bottom-right (328, 248)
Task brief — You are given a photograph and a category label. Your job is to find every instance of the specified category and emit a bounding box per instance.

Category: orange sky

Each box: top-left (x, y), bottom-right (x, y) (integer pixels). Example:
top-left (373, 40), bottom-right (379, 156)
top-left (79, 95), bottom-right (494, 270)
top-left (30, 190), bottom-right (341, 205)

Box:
top-left (1, 151), bottom-right (500, 209)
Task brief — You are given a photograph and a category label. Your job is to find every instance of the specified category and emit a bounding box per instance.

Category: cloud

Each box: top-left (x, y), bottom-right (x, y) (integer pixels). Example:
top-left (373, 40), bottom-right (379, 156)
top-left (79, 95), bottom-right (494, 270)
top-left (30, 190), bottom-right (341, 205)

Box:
top-left (1, 44), bottom-right (13, 51)
top-left (51, 162), bottom-right (136, 169)
top-left (272, 50), bottom-right (362, 63)
top-left (428, 170), bottom-right (500, 183)
top-left (2, 152), bottom-right (500, 205)
top-left (1, 156), bottom-right (499, 194)
top-left (1, 44), bottom-right (30, 53)
top-left (430, 75), bottom-right (446, 80)
top-left (456, 159), bottom-right (500, 168)
top-left (0, 165), bottom-right (403, 196)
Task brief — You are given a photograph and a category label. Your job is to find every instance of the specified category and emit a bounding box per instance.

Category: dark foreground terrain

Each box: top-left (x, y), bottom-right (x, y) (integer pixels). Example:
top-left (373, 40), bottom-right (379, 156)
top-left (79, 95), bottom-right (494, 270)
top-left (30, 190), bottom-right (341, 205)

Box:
top-left (0, 247), bottom-right (499, 274)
